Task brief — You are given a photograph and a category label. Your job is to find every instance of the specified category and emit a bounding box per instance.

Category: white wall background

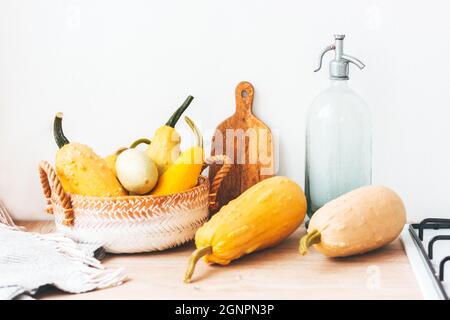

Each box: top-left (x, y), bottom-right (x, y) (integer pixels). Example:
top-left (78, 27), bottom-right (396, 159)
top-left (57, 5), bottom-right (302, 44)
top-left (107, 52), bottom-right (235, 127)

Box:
top-left (1, 0), bottom-right (450, 221)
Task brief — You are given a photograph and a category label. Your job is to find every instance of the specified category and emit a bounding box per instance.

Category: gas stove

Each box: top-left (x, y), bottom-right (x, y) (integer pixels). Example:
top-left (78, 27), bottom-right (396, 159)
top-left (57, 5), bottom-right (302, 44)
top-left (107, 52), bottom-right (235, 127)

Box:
top-left (402, 218), bottom-right (450, 300)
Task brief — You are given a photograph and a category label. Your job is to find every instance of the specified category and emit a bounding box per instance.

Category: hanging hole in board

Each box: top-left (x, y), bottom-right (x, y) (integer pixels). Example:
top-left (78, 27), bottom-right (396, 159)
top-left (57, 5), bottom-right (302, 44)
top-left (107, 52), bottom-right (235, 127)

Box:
top-left (241, 90), bottom-right (248, 98)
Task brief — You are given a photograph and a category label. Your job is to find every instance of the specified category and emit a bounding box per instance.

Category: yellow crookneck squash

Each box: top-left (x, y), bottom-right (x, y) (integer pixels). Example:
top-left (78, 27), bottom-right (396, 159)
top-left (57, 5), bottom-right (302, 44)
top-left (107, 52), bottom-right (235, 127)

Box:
top-left (144, 95), bottom-right (194, 176)
top-left (184, 176), bottom-right (307, 283)
top-left (151, 116), bottom-right (204, 196)
top-left (53, 113), bottom-right (126, 197)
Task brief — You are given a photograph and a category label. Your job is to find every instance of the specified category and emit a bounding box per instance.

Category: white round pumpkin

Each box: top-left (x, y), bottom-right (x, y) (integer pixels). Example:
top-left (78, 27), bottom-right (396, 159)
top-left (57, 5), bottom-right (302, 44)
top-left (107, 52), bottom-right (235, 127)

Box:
top-left (115, 149), bottom-right (158, 194)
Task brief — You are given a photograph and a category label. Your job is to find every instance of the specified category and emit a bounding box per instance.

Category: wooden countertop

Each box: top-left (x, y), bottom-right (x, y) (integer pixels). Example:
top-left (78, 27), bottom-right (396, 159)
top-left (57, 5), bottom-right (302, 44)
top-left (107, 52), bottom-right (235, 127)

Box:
top-left (18, 221), bottom-right (422, 300)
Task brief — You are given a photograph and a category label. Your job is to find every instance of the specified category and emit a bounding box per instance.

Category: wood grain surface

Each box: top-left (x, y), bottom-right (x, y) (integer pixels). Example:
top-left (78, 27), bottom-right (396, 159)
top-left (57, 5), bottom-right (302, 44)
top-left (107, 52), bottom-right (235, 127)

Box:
top-left (17, 220), bottom-right (423, 300)
top-left (208, 81), bottom-right (274, 213)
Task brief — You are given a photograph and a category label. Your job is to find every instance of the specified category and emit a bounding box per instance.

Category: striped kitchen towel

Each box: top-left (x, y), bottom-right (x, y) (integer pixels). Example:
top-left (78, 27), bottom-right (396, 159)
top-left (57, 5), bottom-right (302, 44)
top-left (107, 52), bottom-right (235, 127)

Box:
top-left (0, 200), bottom-right (126, 300)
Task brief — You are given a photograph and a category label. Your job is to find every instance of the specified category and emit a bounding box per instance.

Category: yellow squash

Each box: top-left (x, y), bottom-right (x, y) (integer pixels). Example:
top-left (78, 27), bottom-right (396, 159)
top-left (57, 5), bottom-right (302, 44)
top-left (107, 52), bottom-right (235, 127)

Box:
top-left (151, 116), bottom-right (203, 196)
top-left (53, 113), bottom-right (126, 197)
top-left (184, 176), bottom-right (307, 283)
top-left (104, 147), bottom-right (127, 176)
top-left (145, 95), bottom-right (194, 175)
top-left (299, 185), bottom-right (406, 257)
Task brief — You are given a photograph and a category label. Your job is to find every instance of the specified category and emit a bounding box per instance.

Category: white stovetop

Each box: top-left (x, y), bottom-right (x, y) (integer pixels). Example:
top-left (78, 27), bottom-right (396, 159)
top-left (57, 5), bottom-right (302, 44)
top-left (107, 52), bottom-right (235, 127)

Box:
top-left (401, 225), bottom-right (450, 300)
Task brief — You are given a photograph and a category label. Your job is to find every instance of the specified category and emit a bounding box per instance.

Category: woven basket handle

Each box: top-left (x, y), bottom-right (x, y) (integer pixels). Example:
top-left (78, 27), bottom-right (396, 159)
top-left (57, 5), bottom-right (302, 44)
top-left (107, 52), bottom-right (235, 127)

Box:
top-left (203, 155), bottom-right (232, 211)
top-left (38, 161), bottom-right (74, 226)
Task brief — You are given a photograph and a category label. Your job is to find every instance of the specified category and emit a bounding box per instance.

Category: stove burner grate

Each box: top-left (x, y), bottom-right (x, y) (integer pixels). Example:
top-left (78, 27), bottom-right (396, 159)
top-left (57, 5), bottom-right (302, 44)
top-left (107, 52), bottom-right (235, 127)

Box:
top-left (410, 218), bottom-right (450, 300)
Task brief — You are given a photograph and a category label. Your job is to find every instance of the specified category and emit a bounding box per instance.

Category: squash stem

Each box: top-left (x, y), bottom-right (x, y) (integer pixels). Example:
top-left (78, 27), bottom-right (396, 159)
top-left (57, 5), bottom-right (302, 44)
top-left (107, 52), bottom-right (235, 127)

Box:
top-left (129, 138), bottom-right (151, 149)
top-left (184, 246), bottom-right (212, 283)
top-left (299, 229), bottom-right (321, 255)
top-left (53, 112), bottom-right (70, 148)
top-left (114, 147), bottom-right (128, 156)
top-left (166, 95), bottom-right (194, 128)
top-left (184, 116), bottom-right (203, 148)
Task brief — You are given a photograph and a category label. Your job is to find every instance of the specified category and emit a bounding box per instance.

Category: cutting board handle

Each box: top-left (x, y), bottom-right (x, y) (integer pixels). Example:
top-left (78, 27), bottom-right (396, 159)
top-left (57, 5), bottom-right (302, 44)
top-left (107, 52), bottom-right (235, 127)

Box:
top-left (235, 81), bottom-right (254, 115)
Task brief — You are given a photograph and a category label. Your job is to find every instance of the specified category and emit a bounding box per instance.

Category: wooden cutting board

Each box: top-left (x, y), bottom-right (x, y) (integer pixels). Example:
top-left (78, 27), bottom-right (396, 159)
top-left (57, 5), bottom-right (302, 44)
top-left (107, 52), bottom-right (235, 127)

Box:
top-left (209, 81), bottom-right (274, 213)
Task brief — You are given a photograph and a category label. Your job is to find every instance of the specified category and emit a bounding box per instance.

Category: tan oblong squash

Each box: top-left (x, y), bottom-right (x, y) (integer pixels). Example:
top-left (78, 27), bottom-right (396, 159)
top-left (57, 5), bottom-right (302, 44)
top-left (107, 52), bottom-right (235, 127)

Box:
top-left (300, 185), bottom-right (406, 257)
top-left (184, 176), bottom-right (307, 283)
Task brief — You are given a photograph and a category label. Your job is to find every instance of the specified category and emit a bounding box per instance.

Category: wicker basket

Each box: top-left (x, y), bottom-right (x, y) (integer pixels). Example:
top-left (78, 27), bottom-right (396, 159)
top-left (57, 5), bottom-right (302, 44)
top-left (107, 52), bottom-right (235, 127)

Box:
top-left (38, 155), bottom-right (231, 253)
